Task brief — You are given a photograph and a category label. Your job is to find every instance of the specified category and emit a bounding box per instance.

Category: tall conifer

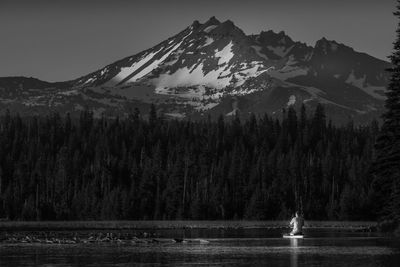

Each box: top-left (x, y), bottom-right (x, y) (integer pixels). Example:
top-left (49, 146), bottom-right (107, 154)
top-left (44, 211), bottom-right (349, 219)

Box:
top-left (372, 0), bottom-right (400, 220)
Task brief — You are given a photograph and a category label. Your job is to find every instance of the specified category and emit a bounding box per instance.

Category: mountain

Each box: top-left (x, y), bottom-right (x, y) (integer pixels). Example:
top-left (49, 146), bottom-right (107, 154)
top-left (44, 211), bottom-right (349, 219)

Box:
top-left (0, 17), bottom-right (390, 123)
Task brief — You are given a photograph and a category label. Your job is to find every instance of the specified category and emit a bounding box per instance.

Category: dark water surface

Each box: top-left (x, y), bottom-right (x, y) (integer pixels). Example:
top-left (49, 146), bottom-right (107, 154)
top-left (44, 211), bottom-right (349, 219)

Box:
top-left (1, 229), bottom-right (399, 266)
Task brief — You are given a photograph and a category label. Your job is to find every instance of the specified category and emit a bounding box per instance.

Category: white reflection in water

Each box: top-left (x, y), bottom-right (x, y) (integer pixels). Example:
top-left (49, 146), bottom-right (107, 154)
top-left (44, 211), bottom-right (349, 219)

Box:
top-left (290, 239), bottom-right (299, 267)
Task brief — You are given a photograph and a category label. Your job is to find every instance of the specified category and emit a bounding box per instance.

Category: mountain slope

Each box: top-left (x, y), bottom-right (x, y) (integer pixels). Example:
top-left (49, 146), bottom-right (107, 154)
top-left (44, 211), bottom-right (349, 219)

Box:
top-left (0, 17), bottom-right (391, 123)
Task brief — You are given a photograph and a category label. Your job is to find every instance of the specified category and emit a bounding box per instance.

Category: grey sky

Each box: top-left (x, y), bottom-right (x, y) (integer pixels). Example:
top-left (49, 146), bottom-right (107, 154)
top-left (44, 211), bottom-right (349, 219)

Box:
top-left (0, 0), bottom-right (397, 82)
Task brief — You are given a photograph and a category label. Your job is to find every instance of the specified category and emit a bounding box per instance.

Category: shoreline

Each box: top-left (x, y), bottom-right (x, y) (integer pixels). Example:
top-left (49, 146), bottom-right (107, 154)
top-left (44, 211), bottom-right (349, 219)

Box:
top-left (0, 220), bottom-right (377, 231)
top-left (0, 221), bottom-right (379, 245)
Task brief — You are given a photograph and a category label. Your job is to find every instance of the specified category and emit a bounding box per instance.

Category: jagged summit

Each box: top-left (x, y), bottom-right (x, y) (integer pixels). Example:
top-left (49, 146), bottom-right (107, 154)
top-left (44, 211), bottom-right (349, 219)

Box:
top-left (256, 30), bottom-right (295, 46)
top-left (204, 16), bottom-right (220, 26)
top-left (315, 37), bottom-right (342, 52)
top-left (191, 17), bottom-right (220, 30)
top-left (314, 38), bottom-right (361, 58)
top-left (210, 19), bottom-right (245, 37)
top-left (191, 17), bottom-right (246, 38)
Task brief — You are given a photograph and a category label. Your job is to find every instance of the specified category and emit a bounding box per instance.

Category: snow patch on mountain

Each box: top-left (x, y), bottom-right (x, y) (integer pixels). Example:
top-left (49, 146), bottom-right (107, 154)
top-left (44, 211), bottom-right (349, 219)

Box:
top-left (251, 45), bottom-right (268, 60)
top-left (104, 31), bottom-right (193, 86)
top-left (83, 78), bottom-right (95, 85)
top-left (199, 37), bottom-right (214, 48)
top-left (281, 81), bottom-right (361, 112)
top-left (106, 47), bottom-right (164, 86)
top-left (345, 70), bottom-right (386, 100)
top-left (267, 56), bottom-right (306, 81)
top-left (269, 65), bottom-right (308, 80)
top-left (127, 34), bottom-right (191, 83)
top-left (100, 68), bottom-right (109, 76)
top-left (286, 55), bottom-right (297, 65)
top-left (233, 63), bottom-right (271, 87)
top-left (268, 45), bottom-right (294, 57)
top-left (204, 25), bottom-right (218, 33)
top-left (154, 62), bottom-right (232, 93)
top-left (215, 41), bottom-right (234, 65)
top-left (58, 89), bottom-right (79, 96)
top-left (164, 58), bottom-right (179, 66)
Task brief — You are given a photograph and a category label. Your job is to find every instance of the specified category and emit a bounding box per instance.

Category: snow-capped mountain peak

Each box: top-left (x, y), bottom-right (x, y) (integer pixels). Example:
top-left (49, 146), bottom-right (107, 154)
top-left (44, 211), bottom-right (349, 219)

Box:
top-left (0, 17), bottom-right (391, 124)
top-left (75, 18), bottom-right (269, 92)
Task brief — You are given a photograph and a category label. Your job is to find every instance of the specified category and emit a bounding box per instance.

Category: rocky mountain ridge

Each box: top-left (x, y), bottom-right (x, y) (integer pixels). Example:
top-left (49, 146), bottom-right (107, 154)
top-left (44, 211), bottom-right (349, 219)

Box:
top-left (0, 17), bottom-right (390, 123)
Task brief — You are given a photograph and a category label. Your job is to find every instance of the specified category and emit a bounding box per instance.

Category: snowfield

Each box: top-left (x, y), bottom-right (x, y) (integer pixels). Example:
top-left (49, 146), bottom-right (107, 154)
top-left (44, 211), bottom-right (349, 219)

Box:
top-left (127, 32), bottom-right (192, 83)
top-left (105, 47), bottom-right (164, 86)
top-left (199, 36), bottom-right (214, 48)
top-left (154, 62), bottom-right (232, 92)
top-left (215, 41), bottom-right (235, 66)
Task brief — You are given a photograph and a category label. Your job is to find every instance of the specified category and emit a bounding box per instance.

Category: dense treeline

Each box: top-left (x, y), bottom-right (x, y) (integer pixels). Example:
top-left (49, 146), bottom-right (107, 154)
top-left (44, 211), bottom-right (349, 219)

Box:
top-left (0, 105), bottom-right (380, 221)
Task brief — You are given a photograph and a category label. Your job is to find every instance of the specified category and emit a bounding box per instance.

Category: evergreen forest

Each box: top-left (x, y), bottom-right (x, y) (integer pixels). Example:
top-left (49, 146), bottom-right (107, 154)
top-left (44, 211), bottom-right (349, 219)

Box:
top-left (0, 105), bottom-right (382, 221)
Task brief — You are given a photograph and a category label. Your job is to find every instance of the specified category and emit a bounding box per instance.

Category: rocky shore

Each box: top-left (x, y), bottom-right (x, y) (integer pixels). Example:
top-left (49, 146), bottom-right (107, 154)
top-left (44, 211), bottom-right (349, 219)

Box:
top-left (0, 231), bottom-right (210, 245)
top-left (0, 221), bottom-right (378, 245)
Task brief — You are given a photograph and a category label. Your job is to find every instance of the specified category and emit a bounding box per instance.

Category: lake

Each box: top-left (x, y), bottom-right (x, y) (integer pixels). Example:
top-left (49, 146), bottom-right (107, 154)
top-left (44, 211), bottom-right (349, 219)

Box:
top-left (1, 228), bottom-right (399, 266)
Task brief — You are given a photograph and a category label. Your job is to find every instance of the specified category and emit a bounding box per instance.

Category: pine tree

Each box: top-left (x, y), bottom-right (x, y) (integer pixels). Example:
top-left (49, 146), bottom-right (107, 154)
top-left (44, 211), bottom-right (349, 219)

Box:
top-left (372, 1), bottom-right (400, 220)
top-left (312, 104), bottom-right (326, 143)
top-left (287, 106), bottom-right (298, 144)
top-left (149, 104), bottom-right (157, 128)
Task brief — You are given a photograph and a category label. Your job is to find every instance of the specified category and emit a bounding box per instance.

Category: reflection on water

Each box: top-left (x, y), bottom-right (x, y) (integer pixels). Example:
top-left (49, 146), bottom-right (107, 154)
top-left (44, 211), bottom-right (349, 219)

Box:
top-left (290, 238), bottom-right (298, 267)
top-left (0, 230), bottom-right (400, 267)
